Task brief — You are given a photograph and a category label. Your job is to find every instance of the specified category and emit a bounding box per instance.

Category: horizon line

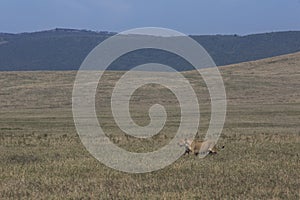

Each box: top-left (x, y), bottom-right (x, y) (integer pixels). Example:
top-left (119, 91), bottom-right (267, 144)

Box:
top-left (1, 27), bottom-right (300, 37)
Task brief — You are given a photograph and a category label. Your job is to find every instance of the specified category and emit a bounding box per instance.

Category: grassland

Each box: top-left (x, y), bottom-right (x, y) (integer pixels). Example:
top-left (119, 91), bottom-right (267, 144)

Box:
top-left (0, 52), bottom-right (299, 199)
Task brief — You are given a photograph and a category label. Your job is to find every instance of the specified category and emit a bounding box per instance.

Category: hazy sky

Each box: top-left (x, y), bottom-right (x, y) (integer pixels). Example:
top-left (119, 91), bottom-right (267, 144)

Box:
top-left (1, 0), bottom-right (300, 35)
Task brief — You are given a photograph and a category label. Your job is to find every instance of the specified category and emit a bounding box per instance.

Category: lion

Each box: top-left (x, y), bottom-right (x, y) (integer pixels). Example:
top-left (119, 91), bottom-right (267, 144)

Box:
top-left (178, 138), bottom-right (224, 156)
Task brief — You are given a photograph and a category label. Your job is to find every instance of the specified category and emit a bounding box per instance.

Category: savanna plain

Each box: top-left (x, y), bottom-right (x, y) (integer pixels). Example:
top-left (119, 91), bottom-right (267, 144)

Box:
top-left (0, 53), bottom-right (299, 199)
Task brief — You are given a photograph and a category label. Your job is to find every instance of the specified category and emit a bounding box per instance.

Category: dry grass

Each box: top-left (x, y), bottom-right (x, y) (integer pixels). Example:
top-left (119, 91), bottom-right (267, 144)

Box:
top-left (0, 52), bottom-right (300, 199)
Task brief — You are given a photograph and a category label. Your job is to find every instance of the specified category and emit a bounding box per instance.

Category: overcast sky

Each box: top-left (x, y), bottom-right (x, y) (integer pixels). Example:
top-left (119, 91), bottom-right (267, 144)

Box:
top-left (1, 0), bottom-right (300, 35)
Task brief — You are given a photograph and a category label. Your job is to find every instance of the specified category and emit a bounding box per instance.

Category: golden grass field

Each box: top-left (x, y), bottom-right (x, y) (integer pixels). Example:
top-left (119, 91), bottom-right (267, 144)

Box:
top-left (0, 52), bottom-right (299, 199)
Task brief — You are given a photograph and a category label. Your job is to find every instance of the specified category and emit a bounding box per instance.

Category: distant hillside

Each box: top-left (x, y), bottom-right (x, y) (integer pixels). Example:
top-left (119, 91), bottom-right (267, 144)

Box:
top-left (0, 28), bottom-right (300, 71)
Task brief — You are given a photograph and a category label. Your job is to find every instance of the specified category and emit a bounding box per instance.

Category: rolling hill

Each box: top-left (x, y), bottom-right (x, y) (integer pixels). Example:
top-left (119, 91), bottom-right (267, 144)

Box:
top-left (0, 28), bottom-right (300, 71)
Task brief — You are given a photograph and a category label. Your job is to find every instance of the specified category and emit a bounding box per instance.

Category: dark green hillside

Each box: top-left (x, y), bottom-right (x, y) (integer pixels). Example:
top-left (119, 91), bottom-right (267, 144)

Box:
top-left (192, 31), bottom-right (300, 65)
top-left (0, 29), bottom-right (300, 71)
top-left (0, 29), bottom-right (114, 71)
